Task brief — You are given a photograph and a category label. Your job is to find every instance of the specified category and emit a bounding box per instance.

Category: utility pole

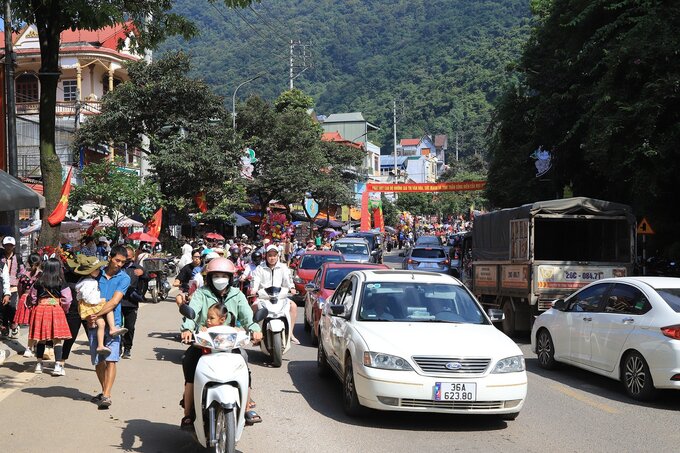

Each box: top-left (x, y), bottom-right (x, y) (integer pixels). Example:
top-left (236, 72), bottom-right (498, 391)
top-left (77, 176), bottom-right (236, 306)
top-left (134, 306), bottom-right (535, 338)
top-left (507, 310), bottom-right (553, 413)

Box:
top-left (289, 40), bottom-right (311, 90)
top-left (4, 0), bottom-right (20, 242)
top-left (393, 99), bottom-right (398, 183)
top-left (455, 132), bottom-right (459, 162)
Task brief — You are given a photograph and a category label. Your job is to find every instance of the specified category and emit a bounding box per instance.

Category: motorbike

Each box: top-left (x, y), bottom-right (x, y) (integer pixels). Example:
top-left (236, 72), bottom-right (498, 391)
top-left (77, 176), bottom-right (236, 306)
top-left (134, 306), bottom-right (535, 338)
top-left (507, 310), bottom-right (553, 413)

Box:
top-left (165, 254), bottom-right (180, 277)
top-left (255, 286), bottom-right (291, 368)
top-left (179, 304), bottom-right (266, 453)
top-left (144, 258), bottom-right (171, 304)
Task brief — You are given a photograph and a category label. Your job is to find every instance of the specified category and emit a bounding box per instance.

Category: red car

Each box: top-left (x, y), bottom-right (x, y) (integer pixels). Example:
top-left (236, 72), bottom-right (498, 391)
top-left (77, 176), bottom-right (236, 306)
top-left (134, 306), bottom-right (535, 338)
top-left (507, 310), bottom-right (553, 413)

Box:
top-left (292, 250), bottom-right (344, 303)
top-left (303, 262), bottom-right (389, 345)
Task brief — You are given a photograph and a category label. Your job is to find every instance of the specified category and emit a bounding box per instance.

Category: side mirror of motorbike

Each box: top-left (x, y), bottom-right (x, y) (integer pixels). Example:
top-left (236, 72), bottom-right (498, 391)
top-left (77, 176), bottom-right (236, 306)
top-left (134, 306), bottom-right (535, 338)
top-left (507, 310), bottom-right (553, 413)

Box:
top-left (370, 250), bottom-right (378, 256)
top-left (179, 303), bottom-right (196, 320)
top-left (253, 307), bottom-right (268, 323)
top-left (487, 308), bottom-right (504, 322)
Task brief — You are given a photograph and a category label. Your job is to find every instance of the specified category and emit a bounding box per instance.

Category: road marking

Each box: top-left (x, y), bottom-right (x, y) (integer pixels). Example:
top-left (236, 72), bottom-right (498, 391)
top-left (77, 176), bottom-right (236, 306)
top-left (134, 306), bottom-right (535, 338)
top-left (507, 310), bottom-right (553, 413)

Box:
top-left (551, 383), bottom-right (618, 414)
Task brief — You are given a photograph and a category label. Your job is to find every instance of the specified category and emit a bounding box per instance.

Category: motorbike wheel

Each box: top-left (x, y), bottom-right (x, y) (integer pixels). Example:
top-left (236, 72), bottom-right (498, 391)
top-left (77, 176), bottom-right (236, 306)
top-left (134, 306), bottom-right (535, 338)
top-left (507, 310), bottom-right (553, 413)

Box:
top-left (271, 332), bottom-right (283, 368)
top-left (211, 406), bottom-right (236, 453)
top-left (150, 286), bottom-right (158, 304)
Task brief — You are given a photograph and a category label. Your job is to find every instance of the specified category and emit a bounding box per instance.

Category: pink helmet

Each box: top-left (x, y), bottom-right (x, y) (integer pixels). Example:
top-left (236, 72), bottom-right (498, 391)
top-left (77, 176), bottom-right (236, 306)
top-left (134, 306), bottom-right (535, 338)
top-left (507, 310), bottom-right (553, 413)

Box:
top-left (205, 257), bottom-right (236, 275)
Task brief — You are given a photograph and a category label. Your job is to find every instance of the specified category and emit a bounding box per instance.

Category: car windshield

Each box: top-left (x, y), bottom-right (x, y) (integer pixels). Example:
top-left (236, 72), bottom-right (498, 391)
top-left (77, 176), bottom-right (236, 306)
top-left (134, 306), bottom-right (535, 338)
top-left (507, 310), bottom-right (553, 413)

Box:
top-left (657, 288), bottom-right (680, 313)
top-left (334, 243), bottom-right (369, 255)
top-left (411, 248), bottom-right (445, 259)
top-left (358, 282), bottom-right (487, 324)
top-left (348, 234), bottom-right (375, 249)
top-left (324, 268), bottom-right (356, 289)
top-left (416, 236), bottom-right (440, 246)
top-left (300, 254), bottom-right (343, 270)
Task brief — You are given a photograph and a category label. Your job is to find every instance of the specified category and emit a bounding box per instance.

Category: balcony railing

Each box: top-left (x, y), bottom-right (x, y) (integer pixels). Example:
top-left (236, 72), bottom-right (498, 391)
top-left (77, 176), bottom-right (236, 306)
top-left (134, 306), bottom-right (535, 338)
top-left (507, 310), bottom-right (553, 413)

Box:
top-left (16, 100), bottom-right (103, 116)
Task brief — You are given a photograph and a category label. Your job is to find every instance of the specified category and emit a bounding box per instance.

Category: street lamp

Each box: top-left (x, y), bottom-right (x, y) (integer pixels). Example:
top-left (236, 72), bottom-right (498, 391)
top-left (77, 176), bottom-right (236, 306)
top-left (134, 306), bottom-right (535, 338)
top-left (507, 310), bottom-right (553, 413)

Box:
top-left (232, 73), bottom-right (265, 130)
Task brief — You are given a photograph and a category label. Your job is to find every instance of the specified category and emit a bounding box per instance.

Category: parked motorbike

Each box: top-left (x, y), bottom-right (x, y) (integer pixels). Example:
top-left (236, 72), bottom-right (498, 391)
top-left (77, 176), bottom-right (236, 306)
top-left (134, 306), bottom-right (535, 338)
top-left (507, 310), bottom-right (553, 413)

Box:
top-left (165, 255), bottom-right (180, 277)
top-left (179, 304), bottom-right (266, 453)
top-left (255, 286), bottom-right (291, 368)
top-left (144, 258), bottom-right (171, 304)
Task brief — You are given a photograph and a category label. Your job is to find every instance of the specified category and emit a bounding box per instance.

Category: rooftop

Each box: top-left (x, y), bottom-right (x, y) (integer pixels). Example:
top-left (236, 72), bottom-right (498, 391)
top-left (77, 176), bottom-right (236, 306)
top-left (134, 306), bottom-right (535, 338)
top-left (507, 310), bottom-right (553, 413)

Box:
top-left (400, 138), bottom-right (420, 147)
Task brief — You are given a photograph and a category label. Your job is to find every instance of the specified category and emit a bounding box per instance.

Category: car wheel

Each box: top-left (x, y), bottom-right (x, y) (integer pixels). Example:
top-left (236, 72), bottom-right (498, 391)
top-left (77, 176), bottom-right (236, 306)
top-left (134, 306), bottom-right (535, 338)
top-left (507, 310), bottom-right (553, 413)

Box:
top-left (622, 351), bottom-right (657, 401)
top-left (536, 329), bottom-right (557, 370)
top-left (303, 302), bottom-right (311, 332)
top-left (317, 335), bottom-right (331, 378)
top-left (502, 300), bottom-right (516, 337)
top-left (343, 359), bottom-right (365, 416)
top-left (309, 320), bottom-right (318, 346)
top-left (499, 412), bottom-right (519, 421)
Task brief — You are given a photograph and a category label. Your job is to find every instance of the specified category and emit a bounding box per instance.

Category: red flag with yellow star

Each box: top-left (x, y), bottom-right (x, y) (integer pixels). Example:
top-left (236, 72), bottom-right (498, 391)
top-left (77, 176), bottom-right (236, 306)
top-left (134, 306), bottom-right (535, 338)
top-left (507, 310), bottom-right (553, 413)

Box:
top-left (47, 167), bottom-right (73, 227)
top-left (146, 208), bottom-right (163, 238)
top-left (194, 192), bottom-right (208, 213)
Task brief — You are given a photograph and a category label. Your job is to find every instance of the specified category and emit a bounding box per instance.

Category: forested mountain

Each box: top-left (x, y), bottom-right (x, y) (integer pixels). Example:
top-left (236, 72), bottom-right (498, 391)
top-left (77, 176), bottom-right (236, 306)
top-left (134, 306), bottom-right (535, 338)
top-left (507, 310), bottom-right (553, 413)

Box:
top-left (158, 0), bottom-right (532, 158)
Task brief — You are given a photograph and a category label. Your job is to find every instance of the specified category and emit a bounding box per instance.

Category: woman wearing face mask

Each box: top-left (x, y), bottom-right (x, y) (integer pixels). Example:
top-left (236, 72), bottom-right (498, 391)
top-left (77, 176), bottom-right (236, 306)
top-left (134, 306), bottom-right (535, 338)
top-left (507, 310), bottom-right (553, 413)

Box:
top-left (179, 258), bottom-right (264, 427)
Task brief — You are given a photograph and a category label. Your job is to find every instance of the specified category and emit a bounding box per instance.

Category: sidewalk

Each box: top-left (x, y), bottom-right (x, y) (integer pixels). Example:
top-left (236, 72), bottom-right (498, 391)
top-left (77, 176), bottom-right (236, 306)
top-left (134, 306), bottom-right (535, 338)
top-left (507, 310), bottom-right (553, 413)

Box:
top-left (0, 300), bottom-right (200, 453)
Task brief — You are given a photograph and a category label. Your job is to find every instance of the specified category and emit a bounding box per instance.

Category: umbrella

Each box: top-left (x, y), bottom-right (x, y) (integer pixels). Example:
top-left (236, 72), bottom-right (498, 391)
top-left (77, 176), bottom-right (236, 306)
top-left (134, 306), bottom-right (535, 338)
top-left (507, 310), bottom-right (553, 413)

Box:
top-left (205, 232), bottom-right (225, 240)
top-left (385, 226), bottom-right (397, 234)
top-left (0, 170), bottom-right (45, 211)
top-left (323, 228), bottom-right (336, 232)
top-left (127, 232), bottom-right (159, 243)
top-left (226, 213), bottom-right (251, 227)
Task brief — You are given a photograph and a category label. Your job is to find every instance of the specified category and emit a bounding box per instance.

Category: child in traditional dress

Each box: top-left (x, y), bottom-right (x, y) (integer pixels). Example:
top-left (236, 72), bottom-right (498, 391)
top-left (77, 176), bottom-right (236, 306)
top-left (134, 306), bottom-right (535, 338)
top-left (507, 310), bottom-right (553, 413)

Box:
top-left (73, 256), bottom-right (127, 356)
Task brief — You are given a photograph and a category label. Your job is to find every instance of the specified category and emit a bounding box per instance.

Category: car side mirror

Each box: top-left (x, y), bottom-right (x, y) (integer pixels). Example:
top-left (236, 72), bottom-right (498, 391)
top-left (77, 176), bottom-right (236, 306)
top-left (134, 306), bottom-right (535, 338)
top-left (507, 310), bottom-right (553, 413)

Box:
top-left (179, 303), bottom-right (196, 320)
top-left (487, 308), bottom-right (504, 322)
top-left (552, 299), bottom-right (567, 311)
top-left (398, 252), bottom-right (405, 257)
top-left (330, 304), bottom-right (346, 317)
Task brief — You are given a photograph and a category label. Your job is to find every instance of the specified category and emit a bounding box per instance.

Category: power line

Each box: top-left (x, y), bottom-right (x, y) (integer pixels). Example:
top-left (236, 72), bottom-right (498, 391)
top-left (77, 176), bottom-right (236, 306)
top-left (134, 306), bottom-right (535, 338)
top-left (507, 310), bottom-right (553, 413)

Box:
top-left (247, 5), bottom-right (290, 45)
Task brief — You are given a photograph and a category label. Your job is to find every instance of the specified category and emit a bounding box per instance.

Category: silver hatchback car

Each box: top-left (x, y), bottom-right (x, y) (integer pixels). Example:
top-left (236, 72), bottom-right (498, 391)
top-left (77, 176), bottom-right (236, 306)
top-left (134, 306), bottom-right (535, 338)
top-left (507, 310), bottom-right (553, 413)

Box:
top-left (401, 246), bottom-right (450, 273)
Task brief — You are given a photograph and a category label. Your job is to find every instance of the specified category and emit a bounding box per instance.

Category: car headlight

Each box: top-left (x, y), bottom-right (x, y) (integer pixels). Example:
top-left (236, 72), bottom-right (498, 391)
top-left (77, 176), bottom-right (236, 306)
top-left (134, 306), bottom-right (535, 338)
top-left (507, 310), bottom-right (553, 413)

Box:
top-left (363, 352), bottom-right (413, 371)
top-left (492, 355), bottom-right (525, 373)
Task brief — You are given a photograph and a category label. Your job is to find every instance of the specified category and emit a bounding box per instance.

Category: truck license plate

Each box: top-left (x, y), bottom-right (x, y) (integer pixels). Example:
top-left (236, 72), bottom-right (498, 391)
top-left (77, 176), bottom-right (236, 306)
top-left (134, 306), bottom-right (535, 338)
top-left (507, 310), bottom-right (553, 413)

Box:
top-left (434, 382), bottom-right (477, 401)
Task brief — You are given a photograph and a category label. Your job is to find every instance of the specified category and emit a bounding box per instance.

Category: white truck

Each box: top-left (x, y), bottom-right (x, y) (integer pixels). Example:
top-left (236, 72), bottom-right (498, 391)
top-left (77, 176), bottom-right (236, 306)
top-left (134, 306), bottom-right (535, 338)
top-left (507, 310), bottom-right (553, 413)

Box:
top-left (472, 197), bottom-right (635, 335)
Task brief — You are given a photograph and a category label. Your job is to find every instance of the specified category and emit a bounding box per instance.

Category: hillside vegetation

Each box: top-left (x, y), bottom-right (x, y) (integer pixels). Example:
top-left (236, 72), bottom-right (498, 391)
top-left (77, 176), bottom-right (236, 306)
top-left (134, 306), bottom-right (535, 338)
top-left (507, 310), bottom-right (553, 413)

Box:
top-left (159, 0), bottom-right (531, 158)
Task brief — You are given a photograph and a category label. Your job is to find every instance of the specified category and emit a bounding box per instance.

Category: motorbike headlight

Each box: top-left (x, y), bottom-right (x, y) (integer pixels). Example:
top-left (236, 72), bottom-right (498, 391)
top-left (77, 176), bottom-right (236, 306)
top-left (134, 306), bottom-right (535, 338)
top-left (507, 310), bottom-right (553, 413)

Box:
top-left (210, 333), bottom-right (237, 351)
top-left (363, 352), bottom-right (413, 371)
top-left (492, 355), bottom-right (525, 373)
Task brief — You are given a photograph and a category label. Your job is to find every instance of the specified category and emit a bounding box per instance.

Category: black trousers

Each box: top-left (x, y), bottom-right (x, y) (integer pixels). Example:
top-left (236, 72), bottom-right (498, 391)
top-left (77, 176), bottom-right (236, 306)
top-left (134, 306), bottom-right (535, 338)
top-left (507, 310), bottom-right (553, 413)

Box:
top-left (0, 292), bottom-right (18, 329)
top-left (121, 306), bottom-right (138, 351)
top-left (61, 311), bottom-right (88, 361)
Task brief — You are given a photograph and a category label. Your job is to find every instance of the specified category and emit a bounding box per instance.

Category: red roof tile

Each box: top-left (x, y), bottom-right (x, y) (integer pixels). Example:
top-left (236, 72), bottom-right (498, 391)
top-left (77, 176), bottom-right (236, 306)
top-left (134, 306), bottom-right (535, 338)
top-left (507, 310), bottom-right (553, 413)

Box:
top-left (400, 138), bottom-right (420, 146)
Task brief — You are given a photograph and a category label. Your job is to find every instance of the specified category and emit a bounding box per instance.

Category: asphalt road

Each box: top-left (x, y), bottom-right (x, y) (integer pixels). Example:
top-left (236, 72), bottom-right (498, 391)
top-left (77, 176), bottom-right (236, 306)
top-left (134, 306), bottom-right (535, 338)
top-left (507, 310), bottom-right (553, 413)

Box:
top-left (0, 251), bottom-right (678, 452)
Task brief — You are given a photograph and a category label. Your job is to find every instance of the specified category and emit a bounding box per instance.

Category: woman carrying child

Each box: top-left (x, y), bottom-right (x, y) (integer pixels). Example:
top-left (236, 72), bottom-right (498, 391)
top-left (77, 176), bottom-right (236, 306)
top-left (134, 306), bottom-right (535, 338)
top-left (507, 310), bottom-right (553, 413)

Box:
top-left (27, 258), bottom-right (72, 375)
top-left (15, 253), bottom-right (42, 357)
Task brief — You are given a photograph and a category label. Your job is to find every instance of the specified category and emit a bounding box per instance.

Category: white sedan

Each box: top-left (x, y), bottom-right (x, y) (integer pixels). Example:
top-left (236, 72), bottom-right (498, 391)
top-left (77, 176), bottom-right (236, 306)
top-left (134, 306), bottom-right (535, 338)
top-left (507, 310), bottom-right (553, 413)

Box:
top-left (317, 270), bottom-right (527, 419)
top-left (531, 277), bottom-right (680, 400)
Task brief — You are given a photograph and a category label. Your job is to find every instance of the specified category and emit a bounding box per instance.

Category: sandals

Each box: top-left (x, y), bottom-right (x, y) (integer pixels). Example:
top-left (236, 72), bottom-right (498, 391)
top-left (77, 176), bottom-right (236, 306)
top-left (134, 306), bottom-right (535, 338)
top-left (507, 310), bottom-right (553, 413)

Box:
top-left (290, 337), bottom-right (300, 345)
top-left (180, 416), bottom-right (194, 431)
top-left (245, 410), bottom-right (262, 426)
top-left (96, 347), bottom-right (112, 357)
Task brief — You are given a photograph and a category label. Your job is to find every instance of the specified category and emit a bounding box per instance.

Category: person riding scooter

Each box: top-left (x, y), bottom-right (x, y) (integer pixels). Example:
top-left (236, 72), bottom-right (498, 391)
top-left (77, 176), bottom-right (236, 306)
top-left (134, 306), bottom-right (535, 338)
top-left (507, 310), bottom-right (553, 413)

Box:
top-left (180, 258), bottom-right (263, 428)
top-left (250, 245), bottom-right (299, 345)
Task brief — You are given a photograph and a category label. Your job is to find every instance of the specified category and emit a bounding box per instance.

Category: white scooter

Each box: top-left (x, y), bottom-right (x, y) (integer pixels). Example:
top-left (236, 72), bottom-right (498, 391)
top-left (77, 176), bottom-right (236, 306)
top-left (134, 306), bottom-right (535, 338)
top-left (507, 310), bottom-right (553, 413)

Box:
top-left (256, 286), bottom-right (292, 368)
top-left (179, 304), bottom-right (265, 453)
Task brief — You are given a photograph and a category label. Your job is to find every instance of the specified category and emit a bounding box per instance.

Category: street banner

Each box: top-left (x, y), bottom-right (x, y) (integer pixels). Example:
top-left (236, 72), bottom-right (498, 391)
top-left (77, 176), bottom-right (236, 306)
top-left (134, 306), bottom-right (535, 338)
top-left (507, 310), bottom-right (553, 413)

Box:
top-left (341, 205), bottom-right (350, 222)
top-left (360, 180), bottom-right (485, 231)
top-left (304, 197), bottom-right (319, 218)
top-left (146, 208), bottom-right (163, 238)
top-left (47, 166), bottom-right (73, 226)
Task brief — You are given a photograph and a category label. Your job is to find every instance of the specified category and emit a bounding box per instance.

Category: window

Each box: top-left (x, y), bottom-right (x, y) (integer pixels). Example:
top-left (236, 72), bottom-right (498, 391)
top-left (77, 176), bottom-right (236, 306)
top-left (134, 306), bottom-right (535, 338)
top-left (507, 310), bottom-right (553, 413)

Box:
top-left (340, 278), bottom-right (356, 311)
top-left (331, 280), bottom-right (351, 307)
top-left (655, 288), bottom-right (680, 313)
top-left (411, 248), bottom-right (445, 259)
top-left (15, 74), bottom-right (39, 102)
top-left (568, 283), bottom-right (610, 312)
top-left (62, 80), bottom-right (78, 101)
top-left (300, 254), bottom-right (343, 269)
top-left (604, 284), bottom-right (651, 315)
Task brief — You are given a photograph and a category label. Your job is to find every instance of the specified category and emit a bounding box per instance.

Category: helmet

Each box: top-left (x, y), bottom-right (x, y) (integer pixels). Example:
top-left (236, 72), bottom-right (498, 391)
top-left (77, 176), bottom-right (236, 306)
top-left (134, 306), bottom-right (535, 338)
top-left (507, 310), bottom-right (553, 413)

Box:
top-left (205, 257), bottom-right (236, 275)
top-left (251, 251), bottom-right (263, 263)
top-left (204, 251), bottom-right (220, 263)
top-left (229, 246), bottom-right (241, 256)
top-left (265, 245), bottom-right (279, 254)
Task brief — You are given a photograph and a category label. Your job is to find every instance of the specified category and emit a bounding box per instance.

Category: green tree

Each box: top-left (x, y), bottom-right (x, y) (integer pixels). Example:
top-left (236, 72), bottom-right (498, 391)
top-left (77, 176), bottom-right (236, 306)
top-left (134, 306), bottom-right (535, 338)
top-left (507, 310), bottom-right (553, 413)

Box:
top-left (75, 52), bottom-right (246, 220)
top-left (68, 160), bottom-right (163, 240)
top-left (11, 0), bottom-right (203, 247)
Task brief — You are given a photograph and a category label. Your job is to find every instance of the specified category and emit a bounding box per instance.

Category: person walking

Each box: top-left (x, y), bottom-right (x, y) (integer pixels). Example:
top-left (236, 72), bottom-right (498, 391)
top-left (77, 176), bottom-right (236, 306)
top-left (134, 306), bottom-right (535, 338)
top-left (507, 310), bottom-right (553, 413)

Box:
top-left (15, 253), bottom-right (42, 357)
top-left (87, 245), bottom-right (130, 409)
top-left (27, 258), bottom-right (72, 375)
top-left (121, 246), bottom-right (144, 359)
top-left (1, 236), bottom-right (24, 338)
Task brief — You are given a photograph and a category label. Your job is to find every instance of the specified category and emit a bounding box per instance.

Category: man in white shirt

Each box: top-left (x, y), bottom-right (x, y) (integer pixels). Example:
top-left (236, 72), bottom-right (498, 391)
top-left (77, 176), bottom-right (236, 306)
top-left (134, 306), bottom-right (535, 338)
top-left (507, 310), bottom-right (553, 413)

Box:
top-left (251, 245), bottom-right (299, 344)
